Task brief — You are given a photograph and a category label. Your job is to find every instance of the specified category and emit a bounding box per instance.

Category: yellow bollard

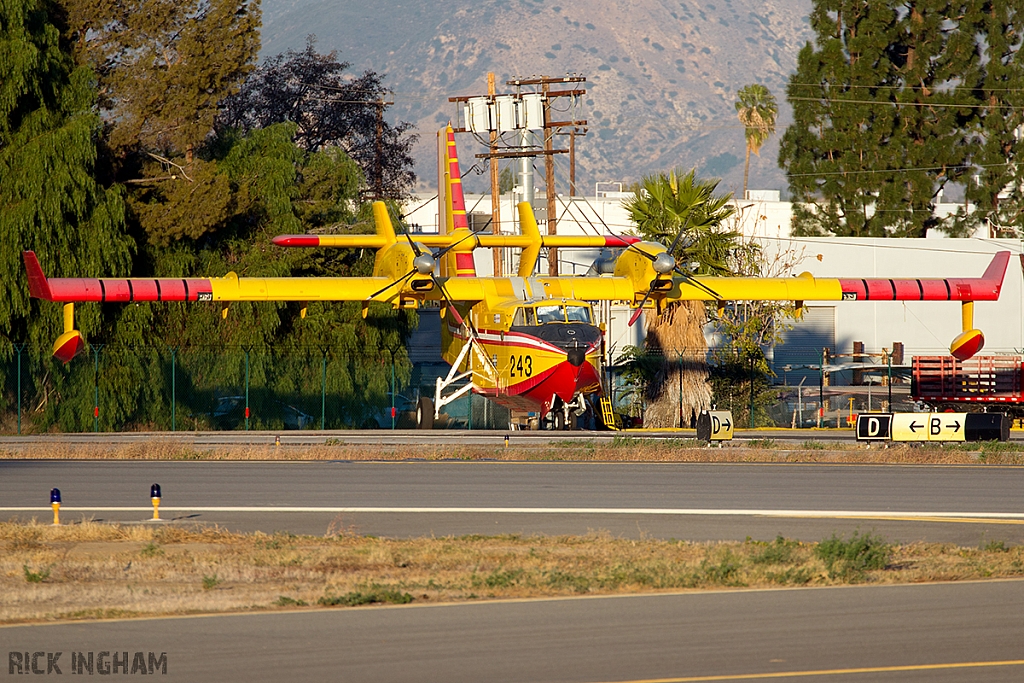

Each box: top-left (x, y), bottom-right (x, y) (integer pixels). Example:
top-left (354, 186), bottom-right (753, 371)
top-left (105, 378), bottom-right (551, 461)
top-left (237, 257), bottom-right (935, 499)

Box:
top-left (50, 488), bottom-right (61, 526)
top-left (150, 484), bottom-right (161, 521)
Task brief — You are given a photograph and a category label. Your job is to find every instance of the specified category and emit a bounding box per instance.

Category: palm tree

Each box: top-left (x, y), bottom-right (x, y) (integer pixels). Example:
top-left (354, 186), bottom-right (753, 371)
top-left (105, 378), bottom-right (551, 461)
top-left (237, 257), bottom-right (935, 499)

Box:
top-left (734, 84), bottom-right (778, 199)
top-left (622, 170), bottom-right (739, 427)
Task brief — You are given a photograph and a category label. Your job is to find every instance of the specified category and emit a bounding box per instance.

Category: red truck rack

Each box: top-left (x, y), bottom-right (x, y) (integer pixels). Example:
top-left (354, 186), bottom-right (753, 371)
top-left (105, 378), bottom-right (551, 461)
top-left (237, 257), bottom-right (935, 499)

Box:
top-left (912, 356), bottom-right (1024, 413)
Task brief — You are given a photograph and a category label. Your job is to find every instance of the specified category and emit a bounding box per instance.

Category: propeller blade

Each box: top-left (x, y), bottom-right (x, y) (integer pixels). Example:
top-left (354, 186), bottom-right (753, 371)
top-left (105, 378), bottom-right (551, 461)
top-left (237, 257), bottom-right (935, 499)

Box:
top-left (628, 287), bottom-right (654, 327)
top-left (673, 266), bottom-right (722, 300)
top-left (432, 275), bottom-right (464, 326)
top-left (369, 268), bottom-right (416, 299)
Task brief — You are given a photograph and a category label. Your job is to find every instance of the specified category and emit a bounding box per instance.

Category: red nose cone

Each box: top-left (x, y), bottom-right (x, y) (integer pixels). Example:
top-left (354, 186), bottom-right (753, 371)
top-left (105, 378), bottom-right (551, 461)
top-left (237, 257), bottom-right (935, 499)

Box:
top-left (52, 330), bottom-right (84, 364)
top-left (950, 329), bottom-right (984, 361)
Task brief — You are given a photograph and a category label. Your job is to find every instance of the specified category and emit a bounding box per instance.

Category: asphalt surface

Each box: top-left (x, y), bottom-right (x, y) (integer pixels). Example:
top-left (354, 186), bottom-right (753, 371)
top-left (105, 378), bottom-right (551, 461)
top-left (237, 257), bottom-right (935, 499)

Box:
top-left (3, 581), bottom-right (1023, 682)
top-left (3, 460), bottom-right (1024, 543)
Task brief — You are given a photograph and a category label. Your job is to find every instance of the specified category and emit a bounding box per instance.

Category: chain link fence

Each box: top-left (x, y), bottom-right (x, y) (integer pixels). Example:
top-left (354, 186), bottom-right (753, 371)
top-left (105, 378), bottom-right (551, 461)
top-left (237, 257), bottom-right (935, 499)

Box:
top-left (0, 344), bottom-right (513, 434)
top-left (1, 343), bottom-right (932, 433)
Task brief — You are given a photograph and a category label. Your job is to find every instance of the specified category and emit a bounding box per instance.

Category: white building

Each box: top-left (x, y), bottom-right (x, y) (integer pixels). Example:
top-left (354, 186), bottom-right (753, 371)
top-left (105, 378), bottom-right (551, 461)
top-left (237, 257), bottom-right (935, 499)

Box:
top-left (401, 191), bottom-right (1023, 385)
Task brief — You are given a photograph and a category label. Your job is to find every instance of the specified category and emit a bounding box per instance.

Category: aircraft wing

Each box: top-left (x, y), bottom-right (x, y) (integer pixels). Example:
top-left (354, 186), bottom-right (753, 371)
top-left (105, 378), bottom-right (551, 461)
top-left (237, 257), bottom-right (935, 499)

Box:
top-left (670, 251), bottom-right (1009, 303)
top-left (22, 253), bottom-right (392, 303)
top-left (22, 251), bottom-right (489, 304)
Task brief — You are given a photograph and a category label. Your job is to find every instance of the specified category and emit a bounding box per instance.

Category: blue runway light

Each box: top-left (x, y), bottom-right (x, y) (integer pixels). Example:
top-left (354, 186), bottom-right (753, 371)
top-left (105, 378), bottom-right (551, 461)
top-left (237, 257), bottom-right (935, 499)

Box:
top-left (150, 484), bottom-right (161, 499)
top-left (50, 488), bottom-right (61, 504)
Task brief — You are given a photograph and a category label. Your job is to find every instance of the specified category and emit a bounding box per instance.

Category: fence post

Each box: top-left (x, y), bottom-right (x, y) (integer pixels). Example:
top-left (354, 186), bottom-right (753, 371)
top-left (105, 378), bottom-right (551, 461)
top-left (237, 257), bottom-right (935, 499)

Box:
top-left (887, 350), bottom-right (892, 410)
top-left (321, 350), bottom-right (327, 431)
top-left (244, 348), bottom-right (250, 431)
top-left (818, 347), bottom-right (825, 428)
top-left (170, 346), bottom-right (177, 432)
top-left (15, 344), bottom-right (23, 435)
top-left (749, 353), bottom-right (755, 429)
top-left (92, 344), bottom-right (103, 432)
top-left (390, 350), bottom-right (396, 430)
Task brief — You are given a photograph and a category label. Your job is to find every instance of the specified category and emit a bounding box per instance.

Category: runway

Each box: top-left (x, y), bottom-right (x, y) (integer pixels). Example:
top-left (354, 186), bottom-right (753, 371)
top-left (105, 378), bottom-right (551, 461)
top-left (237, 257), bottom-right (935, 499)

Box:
top-left (3, 460), bottom-right (1023, 542)
top-left (3, 580), bottom-right (1023, 682)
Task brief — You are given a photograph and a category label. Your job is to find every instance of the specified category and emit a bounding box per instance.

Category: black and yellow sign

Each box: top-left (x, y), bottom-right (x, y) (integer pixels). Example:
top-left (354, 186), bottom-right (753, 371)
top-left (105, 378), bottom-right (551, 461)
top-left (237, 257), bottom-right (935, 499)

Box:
top-left (696, 410), bottom-right (734, 441)
top-left (855, 413), bottom-right (893, 441)
top-left (891, 413), bottom-right (967, 442)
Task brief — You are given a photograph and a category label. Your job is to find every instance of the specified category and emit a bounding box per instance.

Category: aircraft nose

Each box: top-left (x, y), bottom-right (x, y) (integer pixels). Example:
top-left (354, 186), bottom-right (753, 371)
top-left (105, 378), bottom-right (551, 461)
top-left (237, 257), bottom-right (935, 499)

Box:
top-left (566, 347), bottom-right (586, 367)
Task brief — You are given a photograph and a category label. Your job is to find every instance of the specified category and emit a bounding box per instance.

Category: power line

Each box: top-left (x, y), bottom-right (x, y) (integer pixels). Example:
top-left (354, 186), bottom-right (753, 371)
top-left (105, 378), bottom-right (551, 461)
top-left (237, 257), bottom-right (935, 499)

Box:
top-left (788, 96), bottom-right (1024, 110)
top-left (785, 162), bottom-right (1012, 178)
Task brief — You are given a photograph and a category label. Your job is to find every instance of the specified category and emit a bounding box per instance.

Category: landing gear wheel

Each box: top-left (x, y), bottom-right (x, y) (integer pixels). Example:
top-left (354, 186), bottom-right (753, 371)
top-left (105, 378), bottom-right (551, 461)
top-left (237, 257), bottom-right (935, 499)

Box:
top-left (554, 411), bottom-right (566, 431)
top-left (416, 397), bottom-right (434, 430)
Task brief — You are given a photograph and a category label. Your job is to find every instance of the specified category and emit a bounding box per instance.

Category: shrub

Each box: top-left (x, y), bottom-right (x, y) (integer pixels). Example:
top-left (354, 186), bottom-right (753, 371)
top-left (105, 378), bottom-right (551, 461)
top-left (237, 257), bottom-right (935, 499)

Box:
top-left (815, 532), bottom-right (891, 580)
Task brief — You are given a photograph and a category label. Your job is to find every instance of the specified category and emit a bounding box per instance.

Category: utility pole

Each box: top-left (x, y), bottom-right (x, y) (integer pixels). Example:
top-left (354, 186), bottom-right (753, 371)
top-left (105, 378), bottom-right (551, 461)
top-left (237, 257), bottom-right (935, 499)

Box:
top-left (449, 75), bottom-right (586, 276)
top-left (543, 81), bottom-right (558, 275)
top-left (506, 76), bottom-right (586, 275)
top-left (488, 73), bottom-right (502, 276)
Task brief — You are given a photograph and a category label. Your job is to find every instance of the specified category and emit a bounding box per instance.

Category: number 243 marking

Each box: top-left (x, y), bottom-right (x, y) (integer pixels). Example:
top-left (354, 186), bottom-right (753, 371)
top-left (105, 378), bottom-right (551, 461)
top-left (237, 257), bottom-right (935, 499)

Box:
top-left (509, 354), bottom-right (533, 378)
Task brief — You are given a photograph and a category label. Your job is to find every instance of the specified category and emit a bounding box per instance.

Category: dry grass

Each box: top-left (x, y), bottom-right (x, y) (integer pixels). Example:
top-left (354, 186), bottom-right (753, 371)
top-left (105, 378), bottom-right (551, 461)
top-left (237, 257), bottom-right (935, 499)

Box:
top-left (2, 520), bottom-right (1024, 624)
top-left (2, 437), bottom-right (1024, 464)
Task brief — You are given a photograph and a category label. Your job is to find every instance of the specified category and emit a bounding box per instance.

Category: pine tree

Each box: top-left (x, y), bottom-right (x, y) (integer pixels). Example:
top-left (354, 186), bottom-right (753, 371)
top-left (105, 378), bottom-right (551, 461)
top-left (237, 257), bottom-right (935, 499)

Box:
top-left (951, 2), bottom-right (1024, 236)
top-left (778, 0), bottom-right (984, 237)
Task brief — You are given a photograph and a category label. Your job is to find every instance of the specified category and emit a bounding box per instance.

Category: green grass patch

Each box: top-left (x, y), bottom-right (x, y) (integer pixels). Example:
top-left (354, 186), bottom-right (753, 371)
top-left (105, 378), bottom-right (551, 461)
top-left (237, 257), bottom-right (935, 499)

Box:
top-left (815, 531), bottom-right (891, 581)
top-left (746, 438), bottom-right (776, 449)
top-left (750, 536), bottom-right (799, 565)
top-left (699, 550), bottom-right (745, 586)
top-left (801, 440), bottom-right (827, 450)
top-left (201, 574), bottom-right (221, 590)
top-left (273, 596), bottom-right (307, 607)
top-left (23, 565), bottom-right (50, 583)
top-left (139, 542), bottom-right (163, 557)
top-left (318, 587), bottom-right (413, 607)
top-left (765, 567), bottom-right (814, 585)
top-left (983, 540), bottom-right (1009, 553)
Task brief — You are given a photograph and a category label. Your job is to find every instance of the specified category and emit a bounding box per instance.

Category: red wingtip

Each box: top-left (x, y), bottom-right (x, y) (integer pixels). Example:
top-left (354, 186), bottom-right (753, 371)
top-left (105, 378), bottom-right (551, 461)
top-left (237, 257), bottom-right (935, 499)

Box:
top-left (23, 251), bottom-right (53, 300)
top-left (628, 306), bottom-right (643, 327)
top-left (981, 251), bottom-right (1011, 285)
top-left (272, 235), bottom-right (321, 248)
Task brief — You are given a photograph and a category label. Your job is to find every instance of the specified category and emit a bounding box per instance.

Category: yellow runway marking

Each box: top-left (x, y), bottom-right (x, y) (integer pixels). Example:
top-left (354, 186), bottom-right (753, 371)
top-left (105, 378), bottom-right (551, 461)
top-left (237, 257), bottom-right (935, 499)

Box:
top-left (839, 515), bottom-right (1024, 525)
top-left (593, 658), bottom-right (1024, 682)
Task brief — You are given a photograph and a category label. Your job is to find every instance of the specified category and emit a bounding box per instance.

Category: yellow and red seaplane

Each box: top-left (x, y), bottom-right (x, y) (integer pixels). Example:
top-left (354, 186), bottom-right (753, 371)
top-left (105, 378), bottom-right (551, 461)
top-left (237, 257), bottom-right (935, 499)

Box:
top-left (22, 127), bottom-right (1011, 428)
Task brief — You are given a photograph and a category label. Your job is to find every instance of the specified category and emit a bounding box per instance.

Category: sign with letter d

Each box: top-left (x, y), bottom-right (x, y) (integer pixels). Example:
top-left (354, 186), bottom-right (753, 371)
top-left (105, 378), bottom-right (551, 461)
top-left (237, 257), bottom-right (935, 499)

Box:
top-left (696, 410), bottom-right (734, 442)
top-left (856, 413), bottom-right (893, 441)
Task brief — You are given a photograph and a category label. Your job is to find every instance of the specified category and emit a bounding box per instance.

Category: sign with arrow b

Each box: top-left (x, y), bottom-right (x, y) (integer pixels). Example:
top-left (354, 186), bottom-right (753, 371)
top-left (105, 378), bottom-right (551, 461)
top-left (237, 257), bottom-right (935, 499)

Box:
top-left (892, 413), bottom-right (967, 442)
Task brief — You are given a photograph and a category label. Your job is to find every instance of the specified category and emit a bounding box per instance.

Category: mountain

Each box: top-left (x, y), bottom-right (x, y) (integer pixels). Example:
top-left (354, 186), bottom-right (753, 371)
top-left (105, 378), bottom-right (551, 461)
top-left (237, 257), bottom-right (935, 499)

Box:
top-left (260, 0), bottom-right (814, 198)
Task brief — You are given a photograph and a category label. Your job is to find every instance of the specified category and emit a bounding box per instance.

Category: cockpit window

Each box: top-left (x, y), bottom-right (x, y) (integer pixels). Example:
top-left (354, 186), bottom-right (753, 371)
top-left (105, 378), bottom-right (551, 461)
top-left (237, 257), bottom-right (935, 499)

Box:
top-left (566, 305), bottom-right (592, 323)
top-left (512, 308), bottom-right (526, 326)
top-left (536, 305), bottom-right (565, 324)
